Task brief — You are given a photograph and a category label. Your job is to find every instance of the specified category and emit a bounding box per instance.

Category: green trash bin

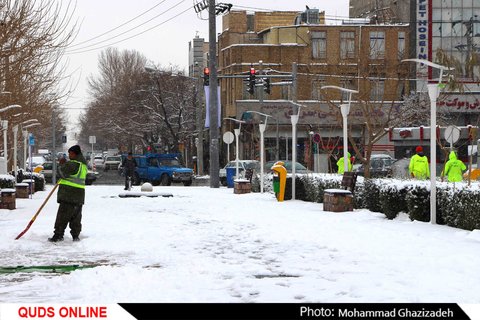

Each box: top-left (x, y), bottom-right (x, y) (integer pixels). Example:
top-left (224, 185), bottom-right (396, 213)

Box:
top-left (273, 176), bottom-right (280, 193)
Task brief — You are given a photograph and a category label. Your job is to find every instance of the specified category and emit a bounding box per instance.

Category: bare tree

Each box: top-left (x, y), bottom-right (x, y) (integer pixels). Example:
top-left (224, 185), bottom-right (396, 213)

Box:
top-left (80, 49), bottom-right (197, 155)
top-left (0, 0), bottom-right (78, 166)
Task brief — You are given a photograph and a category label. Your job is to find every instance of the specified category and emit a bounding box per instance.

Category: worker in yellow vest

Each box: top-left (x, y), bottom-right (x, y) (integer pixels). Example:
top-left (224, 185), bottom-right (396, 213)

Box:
top-left (337, 152), bottom-right (353, 174)
top-left (409, 146), bottom-right (430, 180)
top-left (48, 145), bottom-right (88, 243)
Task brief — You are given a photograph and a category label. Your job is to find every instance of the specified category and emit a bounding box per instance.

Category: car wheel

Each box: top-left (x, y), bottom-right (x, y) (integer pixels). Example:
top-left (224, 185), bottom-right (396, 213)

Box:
top-left (160, 174), bottom-right (171, 186)
top-left (183, 180), bottom-right (192, 186)
top-left (220, 178), bottom-right (227, 186)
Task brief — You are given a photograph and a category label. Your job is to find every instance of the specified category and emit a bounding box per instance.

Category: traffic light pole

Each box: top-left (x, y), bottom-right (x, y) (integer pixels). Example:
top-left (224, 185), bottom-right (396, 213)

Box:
top-left (195, 67), bottom-right (204, 176)
top-left (208, 0), bottom-right (219, 188)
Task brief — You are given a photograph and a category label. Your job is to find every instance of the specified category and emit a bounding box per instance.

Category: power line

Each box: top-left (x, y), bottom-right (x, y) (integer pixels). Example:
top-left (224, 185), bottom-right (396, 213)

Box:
top-left (69, 0), bottom-right (170, 48)
top-left (66, 0), bottom-right (190, 54)
top-left (231, 4), bottom-right (351, 19)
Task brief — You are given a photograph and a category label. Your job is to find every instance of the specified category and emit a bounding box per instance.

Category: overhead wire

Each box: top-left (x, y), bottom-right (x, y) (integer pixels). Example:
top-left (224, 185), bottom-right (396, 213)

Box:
top-left (69, 0), bottom-right (170, 48)
top-left (66, 0), bottom-right (192, 55)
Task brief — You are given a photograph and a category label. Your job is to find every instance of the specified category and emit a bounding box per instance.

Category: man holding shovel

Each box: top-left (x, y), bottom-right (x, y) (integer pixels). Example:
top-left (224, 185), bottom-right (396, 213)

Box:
top-left (48, 145), bottom-right (88, 243)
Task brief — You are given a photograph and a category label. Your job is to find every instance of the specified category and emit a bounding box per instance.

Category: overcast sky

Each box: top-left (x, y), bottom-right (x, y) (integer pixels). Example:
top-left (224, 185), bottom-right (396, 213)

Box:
top-left (61, 0), bottom-right (349, 135)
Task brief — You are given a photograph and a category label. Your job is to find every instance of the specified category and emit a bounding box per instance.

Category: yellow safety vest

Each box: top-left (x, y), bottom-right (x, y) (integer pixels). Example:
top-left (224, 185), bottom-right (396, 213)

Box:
top-left (59, 160), bottom-right (87, 189)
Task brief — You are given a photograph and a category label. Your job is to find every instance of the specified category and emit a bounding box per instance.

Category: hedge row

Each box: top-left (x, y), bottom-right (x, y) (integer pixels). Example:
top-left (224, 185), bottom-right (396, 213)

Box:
top-left (257, 173), bottom-right (480, 231)
top-left (0, 171), bottom-right (45, 192)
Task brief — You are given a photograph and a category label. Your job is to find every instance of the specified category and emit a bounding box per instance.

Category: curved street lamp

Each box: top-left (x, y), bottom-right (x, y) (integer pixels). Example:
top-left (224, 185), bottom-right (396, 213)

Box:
top-left (0, 104), bottom-right (22, 113)
top-left (12, 119), bottom-right (40, 175)
top-left (245, 110), bottom-right (275, 194)
top-left (321, 86), bottom-right (358, 174)
top-left (402, 58), bottom-right (454, 225)
top-left (224, 117), bottom-right (245, 180)
top-left (0, 104), bottom-right (22, 169)
top-left (22, 122), bottom-right (41, 171)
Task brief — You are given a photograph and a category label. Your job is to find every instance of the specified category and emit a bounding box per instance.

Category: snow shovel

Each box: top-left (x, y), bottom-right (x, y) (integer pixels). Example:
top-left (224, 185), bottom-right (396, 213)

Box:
top-left (15, 183), bottom-right (59, 240)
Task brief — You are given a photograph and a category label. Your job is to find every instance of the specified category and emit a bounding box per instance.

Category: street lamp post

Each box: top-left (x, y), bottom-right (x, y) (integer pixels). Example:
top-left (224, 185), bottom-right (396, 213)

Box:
top-left (13, 119), bottom-right (39, 177)
top-left (224, 117), bottom-right (245, 179)
top-left (245, 110), bottom-right (274, 193)
top-left (12, 125), bottom-right (18, 176)
top-left (321, 86), bottom-right (358, 174)
top-left (287, 101), bottom-right (308, 201)
top-left (23, 123), bottom-right (41, 171)
top-left (402, 59), bottom-right (453, 225)
top-left (0, 104), bottom-right (22, 169)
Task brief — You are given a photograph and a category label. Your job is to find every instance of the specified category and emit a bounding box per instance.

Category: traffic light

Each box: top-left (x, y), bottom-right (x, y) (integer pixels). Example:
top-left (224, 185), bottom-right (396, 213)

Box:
top-left (203, 67), bottom-right (210, 86)
top-left (263, 77), bottom-right (270, 94)
top-left (247, 67), bottom-right (256, 95)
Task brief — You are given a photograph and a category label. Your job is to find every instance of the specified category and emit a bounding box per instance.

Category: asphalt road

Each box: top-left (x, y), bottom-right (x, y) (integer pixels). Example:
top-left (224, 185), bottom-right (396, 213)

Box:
top-left (91, 169), bottom-right (210, 186)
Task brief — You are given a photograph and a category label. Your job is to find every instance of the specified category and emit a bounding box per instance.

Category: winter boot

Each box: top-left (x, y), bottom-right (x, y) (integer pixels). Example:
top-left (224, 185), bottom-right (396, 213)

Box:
top-left (48, 234), bottom-right (64, 242)
top-left (72, 236), bottom-right (80, 242)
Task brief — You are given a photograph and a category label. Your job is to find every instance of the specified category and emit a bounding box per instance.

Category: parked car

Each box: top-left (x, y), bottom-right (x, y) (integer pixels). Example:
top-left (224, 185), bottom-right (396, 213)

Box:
top-left (104, 156), bottom-right (122, 171)
top-left (355, 154), bottom-right (396, 178)
top-left (39, 161), bottom-right (97, 185)
top-left (264, 160), bottom-right (310, 173)
top-left (39, 161), bottom-right (55, 183)
top-left (92, 155), bottom-right (105, 170)
top-left (26, 155), bottom-right (46, 170)
top-left (219, 160), bottom-right (260, 186)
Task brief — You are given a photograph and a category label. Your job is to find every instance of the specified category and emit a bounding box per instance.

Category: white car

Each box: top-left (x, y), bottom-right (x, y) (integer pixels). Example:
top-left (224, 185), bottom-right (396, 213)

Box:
top-left (103, 156), bottom-right (122, 171)
top-left (92, 155), bottom-right (105, 171)
top-left (219, 160), bottom-right (260, 186)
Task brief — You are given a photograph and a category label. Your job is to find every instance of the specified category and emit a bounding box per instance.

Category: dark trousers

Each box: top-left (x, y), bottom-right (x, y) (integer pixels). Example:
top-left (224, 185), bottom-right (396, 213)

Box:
top-left (54, 202), bottom-right (83, 238)
top-left (125, 172), bottom-right (133, 189)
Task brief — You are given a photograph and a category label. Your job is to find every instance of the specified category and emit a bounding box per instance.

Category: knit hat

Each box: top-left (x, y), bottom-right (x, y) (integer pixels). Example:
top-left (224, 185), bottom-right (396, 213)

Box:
top-left (416, 146), bottom-right (423, 153)
top-left (68, 145), bottom-right (82, 155)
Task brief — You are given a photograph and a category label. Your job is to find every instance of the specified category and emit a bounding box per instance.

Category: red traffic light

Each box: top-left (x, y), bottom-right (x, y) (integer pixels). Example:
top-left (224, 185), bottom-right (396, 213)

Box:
top-left (250, 67), bottom-right (255, 75)
top-left (204, 67), bottom-right (210, 76)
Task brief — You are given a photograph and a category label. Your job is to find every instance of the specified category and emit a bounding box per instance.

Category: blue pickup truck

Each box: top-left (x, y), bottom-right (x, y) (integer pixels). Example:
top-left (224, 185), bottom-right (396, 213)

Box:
top-left (126, 153), bottom-right (194, 186)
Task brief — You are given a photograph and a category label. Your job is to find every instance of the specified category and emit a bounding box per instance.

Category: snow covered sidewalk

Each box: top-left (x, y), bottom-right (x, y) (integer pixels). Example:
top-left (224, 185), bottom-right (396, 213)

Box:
top-left (1, 185), bottom-right (479, 303)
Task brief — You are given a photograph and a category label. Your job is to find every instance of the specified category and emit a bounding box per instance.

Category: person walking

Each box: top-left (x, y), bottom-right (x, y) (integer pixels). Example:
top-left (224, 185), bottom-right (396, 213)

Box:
top-left (48, 145), bottom-right (88, 242)
top-left (409, 146), bottom-right (430, 180)
top-left (337, 151), bottom-right (353, 174)
top-left (442, 150), bottom-right (466, 182)
top-left (122, 152), bottom-right (137, 190)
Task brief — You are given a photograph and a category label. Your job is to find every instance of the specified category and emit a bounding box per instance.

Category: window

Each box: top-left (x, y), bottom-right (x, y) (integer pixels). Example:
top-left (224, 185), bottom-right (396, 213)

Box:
top-left (370, 31), bottom-right (385, 59)
top-left (148, 158), bottom-right (159, 167)
top-left (311, 31), bottom-right (327, 59)
top-left (398, 31), bottom-right (405, 59)
top-left (340, 32), bottom-right (355, 59)
top-left (247, 14), bottom-right (254, 32)
top-left (370, 80), bottom-right (385, 101)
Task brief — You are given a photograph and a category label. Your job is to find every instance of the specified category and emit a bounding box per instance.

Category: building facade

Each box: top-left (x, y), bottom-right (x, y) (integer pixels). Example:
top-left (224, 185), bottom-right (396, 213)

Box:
top-left (216, 9), bottom-right (409, 169)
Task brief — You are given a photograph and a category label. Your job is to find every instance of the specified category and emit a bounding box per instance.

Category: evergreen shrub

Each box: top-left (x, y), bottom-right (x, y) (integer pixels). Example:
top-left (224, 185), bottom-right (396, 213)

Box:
top-left (0, 174), bottom-right (15, 189)
top-left (378, 181), bottom-right (411, 219)
top-left (263, 172), bottom-right (480, 232)
top-left (363, 179), bottom-right (383, 212)
top-left (22, 172), bottom-right (45, 192)
top-left (449, 188), bottom-right (480, 230)
top-left (405, 184), bottom-right (430, 222)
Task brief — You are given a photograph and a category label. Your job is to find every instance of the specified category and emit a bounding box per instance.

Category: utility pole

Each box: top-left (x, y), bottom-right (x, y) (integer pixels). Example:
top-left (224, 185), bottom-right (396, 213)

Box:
top-left (208, 0), bottom-right (219, 187)
top-left (195, 63), bottom-right (204, 175)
